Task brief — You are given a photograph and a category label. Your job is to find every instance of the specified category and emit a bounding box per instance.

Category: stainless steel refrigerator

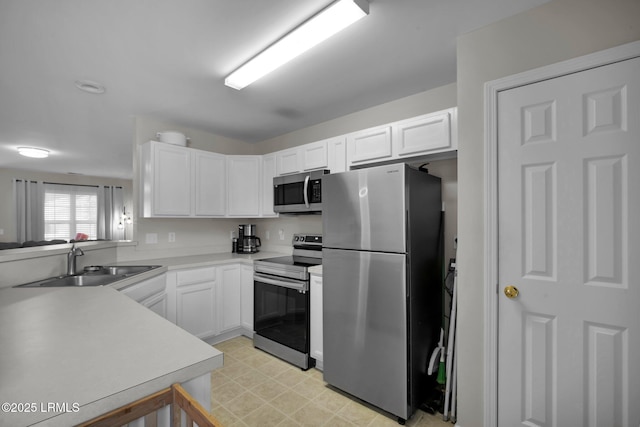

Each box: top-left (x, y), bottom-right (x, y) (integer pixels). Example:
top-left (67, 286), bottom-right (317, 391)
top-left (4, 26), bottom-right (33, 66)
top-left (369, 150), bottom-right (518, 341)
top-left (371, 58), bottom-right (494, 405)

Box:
top-left (322, 163), bottom-right (442, 423)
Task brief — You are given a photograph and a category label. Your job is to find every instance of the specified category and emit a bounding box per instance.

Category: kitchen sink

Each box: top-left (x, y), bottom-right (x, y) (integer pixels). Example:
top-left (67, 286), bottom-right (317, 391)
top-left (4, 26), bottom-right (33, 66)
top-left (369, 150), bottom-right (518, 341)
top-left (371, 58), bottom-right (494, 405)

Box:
top-left (15, 265), bottom-right (162, 288)
top-left (83, 265), bottom-right (160, 276)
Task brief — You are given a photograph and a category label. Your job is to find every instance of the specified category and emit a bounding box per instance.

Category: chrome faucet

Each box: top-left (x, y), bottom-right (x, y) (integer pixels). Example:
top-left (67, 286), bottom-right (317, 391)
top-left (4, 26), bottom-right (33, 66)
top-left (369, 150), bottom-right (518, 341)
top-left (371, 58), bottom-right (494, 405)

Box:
top-left (67, 244), bottom-right (85, 276)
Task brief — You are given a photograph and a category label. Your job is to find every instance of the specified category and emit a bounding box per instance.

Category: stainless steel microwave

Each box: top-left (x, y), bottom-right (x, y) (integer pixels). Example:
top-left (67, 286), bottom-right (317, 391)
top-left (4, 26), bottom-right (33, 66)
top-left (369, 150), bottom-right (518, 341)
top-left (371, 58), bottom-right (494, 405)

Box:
top-left (273, 170), bottom-right (329, 214)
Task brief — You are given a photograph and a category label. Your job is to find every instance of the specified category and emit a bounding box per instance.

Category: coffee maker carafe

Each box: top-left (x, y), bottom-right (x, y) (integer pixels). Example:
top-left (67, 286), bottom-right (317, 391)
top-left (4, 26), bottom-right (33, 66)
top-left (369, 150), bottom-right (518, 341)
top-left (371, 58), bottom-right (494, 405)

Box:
top-left (237, 224), bottom-right (261, 254)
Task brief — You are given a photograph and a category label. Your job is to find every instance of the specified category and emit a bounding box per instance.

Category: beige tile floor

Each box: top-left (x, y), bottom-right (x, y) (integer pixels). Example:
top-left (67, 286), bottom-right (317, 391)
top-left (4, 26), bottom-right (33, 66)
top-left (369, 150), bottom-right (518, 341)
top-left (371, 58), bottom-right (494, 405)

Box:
top-left (211, 336), bottom-right (453, 427)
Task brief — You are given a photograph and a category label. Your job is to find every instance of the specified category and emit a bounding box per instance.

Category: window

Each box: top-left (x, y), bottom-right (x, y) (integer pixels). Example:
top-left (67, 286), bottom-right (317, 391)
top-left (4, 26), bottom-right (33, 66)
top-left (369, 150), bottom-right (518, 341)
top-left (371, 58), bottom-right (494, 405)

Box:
top-left (14, 179), bottom-right (125, 243)
top-left (43, 184), bottom-right (98, 241)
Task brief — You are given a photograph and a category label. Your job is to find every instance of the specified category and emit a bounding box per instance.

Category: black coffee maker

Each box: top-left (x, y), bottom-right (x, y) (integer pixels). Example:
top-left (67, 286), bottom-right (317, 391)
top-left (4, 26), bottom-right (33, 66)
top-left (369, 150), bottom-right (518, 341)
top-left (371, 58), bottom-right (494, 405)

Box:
top-left (237, 224), bottom-right (261, 253)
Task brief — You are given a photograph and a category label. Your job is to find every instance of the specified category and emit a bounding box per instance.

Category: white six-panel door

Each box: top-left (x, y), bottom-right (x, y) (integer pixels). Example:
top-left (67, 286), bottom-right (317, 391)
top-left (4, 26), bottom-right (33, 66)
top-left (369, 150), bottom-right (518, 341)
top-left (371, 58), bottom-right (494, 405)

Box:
top-left (497, 56), bottom-right (639, 426)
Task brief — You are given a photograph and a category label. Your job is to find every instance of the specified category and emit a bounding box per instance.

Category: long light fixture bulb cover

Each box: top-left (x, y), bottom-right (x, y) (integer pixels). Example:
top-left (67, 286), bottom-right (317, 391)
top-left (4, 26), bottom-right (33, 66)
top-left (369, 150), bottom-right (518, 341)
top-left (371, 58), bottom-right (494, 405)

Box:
top-left (225, 0), bottom-right (369, 90)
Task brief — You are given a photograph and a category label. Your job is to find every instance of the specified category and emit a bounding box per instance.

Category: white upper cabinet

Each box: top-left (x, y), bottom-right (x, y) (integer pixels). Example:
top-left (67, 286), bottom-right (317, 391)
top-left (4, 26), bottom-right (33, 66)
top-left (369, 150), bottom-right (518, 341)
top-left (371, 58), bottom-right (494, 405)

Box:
top-left (274, 139), bottom-right (330, 175)
top-left (139, 109), bottom-right (456, 219)
top-left (301, 140), bottom-right (328, 171)
top-left (140, 141), bottom-right (226, 218)
top-left (194, 150), bottom-right (226, 216)
top-left (393, 108), bottom-right (457, 157)
top-left (226, 156), bottom-right (261, 217)
top-left (346, 125), bottom-right (393, 166)
top-left (261, 154), bottom-right (278, 217)
top-left (140, 141), bottom-right (192, 217)
top-left (345, 107), bottom-right (458, 169)
top-left (276, 148), bottom-right (301, 175)
top-left (327, 136), bottom-right (347, 174)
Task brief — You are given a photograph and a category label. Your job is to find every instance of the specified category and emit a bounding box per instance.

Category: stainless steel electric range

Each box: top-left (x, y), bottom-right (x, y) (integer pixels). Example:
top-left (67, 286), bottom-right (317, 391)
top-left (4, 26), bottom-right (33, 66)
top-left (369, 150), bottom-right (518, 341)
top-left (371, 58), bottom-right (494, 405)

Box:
top-left (253, 234), bottom-right (322, 370)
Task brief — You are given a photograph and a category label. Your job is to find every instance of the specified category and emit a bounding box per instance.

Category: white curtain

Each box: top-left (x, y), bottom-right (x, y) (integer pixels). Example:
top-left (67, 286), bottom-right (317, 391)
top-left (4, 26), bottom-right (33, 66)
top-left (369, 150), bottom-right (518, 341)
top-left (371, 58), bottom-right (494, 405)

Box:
top-left (13, 179), bottom-right (45, 243)
top-left (98, 186), bottom-right (124, 240)
top-left (14, 180), bottom-right (124, 243)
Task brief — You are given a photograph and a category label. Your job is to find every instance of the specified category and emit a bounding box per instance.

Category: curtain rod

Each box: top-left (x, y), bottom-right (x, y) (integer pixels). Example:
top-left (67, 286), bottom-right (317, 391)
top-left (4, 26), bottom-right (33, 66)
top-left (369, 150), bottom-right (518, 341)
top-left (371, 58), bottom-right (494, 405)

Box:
top-left (13, 179), bottom-right (122, 189)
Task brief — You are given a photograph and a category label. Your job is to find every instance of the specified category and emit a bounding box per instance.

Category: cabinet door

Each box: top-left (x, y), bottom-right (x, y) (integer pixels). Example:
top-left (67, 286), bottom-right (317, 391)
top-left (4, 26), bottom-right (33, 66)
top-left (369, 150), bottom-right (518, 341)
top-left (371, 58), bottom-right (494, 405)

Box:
top-left (227, 156), bottom-right (261, 216)
top-left (261, 154), bottom-right (278, 217)
top-left (276, 148), bottom-right (301, 175)
top-left (310, 274), bottom-right (323, 368)
top-left (176, 282), bottom-right (216, 339)
top-left (119, 273), bottom-right (166, 303)
top-left (240, 265), bottom-right (254, 332)
top-left (176, 267), bottom-right (217, 339)
top-left (194, 150), bottom-right (226, 216)
top-left (393, 109), bottom-right (453, 157)
top-left (217, 265), bottom-right (242, 334)
top-left (142, 291), bottom-right (168, 319)
top-left (346, 125), bottom-right (392, 166)
top-left (302, 141), bottom-right (328, 171)
top-left (327, 136), bottom-right (347, 174)
top-left (152, 142), bottom-right (192, 216)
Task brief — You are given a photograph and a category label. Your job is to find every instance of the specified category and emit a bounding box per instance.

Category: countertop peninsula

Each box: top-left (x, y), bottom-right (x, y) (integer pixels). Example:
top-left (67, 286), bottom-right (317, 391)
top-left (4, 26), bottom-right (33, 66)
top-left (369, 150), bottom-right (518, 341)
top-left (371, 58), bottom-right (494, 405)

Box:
top-left (0, 286), bottom-right (223, 427)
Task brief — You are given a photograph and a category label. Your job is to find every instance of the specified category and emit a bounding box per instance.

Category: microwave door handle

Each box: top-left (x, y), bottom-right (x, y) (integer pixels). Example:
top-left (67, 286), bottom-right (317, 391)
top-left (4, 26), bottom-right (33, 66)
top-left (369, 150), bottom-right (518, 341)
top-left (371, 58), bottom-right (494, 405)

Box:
top-left (303, 175), bottom-right (310, 208)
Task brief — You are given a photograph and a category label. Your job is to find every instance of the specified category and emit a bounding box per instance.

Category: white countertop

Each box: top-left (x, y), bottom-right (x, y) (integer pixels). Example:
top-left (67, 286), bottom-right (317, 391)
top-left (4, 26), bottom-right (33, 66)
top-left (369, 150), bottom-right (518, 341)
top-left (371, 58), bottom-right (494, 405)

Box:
top-left (0, 286), bottom-right (223, 427)
top-left (308, 265), bottom-right (323, 275)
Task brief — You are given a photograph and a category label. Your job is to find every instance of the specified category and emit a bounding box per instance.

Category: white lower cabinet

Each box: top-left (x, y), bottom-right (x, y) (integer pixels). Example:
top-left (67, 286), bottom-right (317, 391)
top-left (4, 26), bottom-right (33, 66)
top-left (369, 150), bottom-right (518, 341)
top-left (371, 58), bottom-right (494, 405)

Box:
top-left (310, 273), bottom-right (323, 369)
top-left (120, 274), bottom-right (169, 320)
top-left (163, 263), bottom-right (253, 342)
top-left (240, 265), bottom-right (254, 332)
top-left (142, 291), bottom-right (169, 319)
top-left (217, 264), bottom-right (242, 334)
top-left (175, 267), bottom-right (217, 340)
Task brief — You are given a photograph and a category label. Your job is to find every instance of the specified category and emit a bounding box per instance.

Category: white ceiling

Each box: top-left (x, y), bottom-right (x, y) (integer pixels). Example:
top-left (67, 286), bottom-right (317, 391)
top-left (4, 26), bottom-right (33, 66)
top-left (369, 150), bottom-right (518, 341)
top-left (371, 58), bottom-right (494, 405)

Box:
top-left (0, 0), bottom-right (548, 179)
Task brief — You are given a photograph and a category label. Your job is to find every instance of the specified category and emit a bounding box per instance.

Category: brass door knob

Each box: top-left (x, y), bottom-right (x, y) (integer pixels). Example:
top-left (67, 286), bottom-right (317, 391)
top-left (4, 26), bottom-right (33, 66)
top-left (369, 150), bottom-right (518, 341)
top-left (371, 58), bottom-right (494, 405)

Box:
top-left (504, 285), bottom-right (519, 299)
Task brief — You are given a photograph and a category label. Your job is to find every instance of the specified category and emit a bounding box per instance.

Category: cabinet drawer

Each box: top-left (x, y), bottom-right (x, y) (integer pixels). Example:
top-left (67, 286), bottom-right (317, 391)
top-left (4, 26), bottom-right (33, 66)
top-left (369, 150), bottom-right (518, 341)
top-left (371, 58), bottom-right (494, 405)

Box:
top-left (176, 267), bottom-right (216, 286)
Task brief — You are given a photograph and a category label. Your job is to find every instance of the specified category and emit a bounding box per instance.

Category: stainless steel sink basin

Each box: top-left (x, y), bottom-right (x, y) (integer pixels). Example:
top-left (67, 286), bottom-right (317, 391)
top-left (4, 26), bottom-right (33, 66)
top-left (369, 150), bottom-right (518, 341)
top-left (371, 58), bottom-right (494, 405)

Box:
top-left (16, 274), bottom-right (123, 288)
top-left (84, 265), bottom-right (160, 276)
top-left (15, 265), bottom-right (162, 288)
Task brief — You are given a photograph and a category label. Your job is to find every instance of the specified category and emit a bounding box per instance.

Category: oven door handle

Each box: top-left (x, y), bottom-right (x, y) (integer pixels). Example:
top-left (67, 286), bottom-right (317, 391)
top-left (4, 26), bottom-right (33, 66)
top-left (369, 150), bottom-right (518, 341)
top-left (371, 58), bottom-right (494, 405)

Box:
top-left (303, 175), bottom-right (310, 208)
top-left (254, 272), bottom-right (308, 292)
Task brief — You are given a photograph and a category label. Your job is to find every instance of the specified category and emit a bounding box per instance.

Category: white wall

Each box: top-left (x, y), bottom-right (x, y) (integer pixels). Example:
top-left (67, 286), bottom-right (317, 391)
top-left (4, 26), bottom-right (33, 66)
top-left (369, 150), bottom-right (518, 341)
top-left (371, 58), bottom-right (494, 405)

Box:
top-left (456, 0), bottom-right (640, 425)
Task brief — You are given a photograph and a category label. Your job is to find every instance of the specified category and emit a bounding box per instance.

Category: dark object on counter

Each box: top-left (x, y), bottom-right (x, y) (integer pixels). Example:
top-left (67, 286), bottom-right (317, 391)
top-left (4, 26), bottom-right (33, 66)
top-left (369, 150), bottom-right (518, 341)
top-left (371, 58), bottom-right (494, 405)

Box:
top-left (232, 238), bottom-right (238, 253)
top-left (237, 224), bottom-right (260, 253)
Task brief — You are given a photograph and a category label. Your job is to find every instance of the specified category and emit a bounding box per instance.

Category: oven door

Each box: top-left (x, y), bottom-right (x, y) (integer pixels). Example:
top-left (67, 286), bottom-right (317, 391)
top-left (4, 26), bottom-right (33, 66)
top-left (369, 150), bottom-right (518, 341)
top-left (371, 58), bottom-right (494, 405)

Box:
top-left (253, 272), bottom-right (310, 354)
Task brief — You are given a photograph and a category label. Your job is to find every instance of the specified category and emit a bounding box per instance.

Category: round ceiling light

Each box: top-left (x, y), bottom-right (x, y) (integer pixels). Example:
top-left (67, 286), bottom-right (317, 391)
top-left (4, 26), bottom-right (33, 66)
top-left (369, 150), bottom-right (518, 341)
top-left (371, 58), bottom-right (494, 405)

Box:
top-left (74, 80), bottom-right (105, 94)
top-left (18, 147), bottom-right (50, 158)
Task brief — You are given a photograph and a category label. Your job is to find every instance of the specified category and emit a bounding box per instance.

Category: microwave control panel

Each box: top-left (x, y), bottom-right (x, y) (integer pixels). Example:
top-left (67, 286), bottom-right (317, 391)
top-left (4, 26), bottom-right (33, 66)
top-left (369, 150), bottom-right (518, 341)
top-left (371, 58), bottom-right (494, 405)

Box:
top-left (310, 179), bottom-right (322, 203)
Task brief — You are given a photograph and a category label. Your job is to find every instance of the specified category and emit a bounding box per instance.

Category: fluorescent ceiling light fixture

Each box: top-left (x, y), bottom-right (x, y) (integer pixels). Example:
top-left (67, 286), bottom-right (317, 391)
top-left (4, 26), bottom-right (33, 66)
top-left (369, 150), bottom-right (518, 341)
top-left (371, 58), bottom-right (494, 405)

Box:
top-left (18, 147), bottom-right (49, 158)
top-left (225, 0), bottom-right (369, 90)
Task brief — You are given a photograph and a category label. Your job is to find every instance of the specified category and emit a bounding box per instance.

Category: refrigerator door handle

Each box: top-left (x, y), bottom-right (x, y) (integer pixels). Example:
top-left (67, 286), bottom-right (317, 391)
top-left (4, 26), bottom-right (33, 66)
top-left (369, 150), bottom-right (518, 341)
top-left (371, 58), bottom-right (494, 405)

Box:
top-left (303, 175), bottom-right (310, 208)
